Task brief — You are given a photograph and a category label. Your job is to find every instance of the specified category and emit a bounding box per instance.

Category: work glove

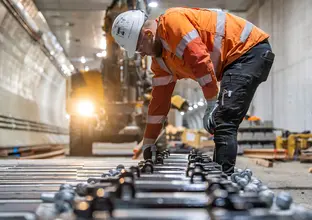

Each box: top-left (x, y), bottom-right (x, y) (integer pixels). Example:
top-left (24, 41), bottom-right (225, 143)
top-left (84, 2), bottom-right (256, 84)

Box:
top-left (133, 143), bottom-right (156, 160)
top-left (142, 144), bottom-right (157, 160)
top-left (203, 99), bottom-right (218, 135)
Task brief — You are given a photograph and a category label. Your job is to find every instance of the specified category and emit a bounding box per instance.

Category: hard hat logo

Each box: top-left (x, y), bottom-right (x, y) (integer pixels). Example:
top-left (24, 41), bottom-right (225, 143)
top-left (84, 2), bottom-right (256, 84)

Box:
top-left (111, 10), bottom-right (146, 58)
top-left (117, 27), bottom-right (125, 38)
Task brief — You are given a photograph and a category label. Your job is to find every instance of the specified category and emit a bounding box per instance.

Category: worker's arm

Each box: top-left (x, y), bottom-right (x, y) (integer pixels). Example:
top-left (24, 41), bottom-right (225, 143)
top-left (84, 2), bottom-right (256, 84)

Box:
top-left (163, 11), bottom-right (219, 134)
top-left (142, 58), bottom-right (176, 145)
top-left (163, 11), bottom-right (219, 101)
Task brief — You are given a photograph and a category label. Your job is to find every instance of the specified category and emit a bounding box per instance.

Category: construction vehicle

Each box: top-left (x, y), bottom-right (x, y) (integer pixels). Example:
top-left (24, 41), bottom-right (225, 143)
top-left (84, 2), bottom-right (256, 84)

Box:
top-left (67, 0), bottom-right (190, 157)
top-left (67, 0), bottom-right (150, 156)
top-left (275, 130), bottom-right (312, 159)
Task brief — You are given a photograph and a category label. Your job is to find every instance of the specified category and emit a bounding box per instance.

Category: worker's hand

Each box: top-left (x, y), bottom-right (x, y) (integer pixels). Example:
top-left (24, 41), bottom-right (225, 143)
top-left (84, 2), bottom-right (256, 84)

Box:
top-left (133, 144), bottom-right (156, 160)
top-left (132, 147), bottom-right (142, 159)
top-left (133, 138), bottom-right (156, 160)
top-left (203, 100), bottom-right (218, 135)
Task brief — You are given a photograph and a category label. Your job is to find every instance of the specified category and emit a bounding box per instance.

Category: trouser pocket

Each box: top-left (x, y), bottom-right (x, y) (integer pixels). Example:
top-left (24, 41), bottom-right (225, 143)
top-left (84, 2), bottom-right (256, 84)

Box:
top-left (260, 50), bottom-right (275, 82)
top-left (214, 72), bottom-right (256, 127)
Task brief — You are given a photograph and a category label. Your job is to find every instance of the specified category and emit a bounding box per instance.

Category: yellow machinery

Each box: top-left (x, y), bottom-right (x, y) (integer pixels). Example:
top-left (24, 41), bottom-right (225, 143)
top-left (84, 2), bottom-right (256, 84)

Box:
top-left (276, 131), bottom-right (312, 159)
top-left (67, 0), bottom-right (150, 156)
top-left (143, 94), bottom-right (189, 112)
top-left (67, 70), bottom-right (105, 118)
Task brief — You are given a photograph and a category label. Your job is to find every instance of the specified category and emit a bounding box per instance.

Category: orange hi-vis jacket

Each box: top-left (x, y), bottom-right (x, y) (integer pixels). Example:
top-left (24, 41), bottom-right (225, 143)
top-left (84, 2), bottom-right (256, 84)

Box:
top-left (144, 7), bottom-right (270, 140)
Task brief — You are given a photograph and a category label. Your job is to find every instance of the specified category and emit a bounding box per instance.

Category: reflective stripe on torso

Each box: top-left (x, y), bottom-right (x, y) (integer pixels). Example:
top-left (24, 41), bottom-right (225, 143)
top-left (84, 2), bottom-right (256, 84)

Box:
top-left (155, 9), bottom-right (255, 81)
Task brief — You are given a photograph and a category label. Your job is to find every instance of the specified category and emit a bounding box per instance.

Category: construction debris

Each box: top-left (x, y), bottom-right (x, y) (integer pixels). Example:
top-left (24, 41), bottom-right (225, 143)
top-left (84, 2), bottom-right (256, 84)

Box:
top-left (251, 158), bottom-right (273, 168)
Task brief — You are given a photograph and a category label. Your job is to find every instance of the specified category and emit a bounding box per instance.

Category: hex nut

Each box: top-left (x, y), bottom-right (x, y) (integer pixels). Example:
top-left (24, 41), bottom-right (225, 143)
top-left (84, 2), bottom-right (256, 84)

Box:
top-left (276, 191), bottom-right (293, 210)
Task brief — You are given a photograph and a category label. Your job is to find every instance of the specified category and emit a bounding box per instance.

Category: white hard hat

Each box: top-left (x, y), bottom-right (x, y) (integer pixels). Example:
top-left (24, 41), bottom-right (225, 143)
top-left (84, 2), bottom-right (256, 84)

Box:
top-left (112, 10), bottom-right (147, 58)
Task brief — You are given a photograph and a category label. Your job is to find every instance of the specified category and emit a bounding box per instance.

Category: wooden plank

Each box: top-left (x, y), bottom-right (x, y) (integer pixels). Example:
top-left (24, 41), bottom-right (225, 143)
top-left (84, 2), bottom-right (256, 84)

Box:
top-left (300, 154), bottom-right (312, 163)
top-left (244, 149), bottom-right (286, 153)
top-left (243, 148), bottom-right (288, 160)
top-left (0, 145), bottom-right (65, 159)
top-left (0, 150), bottom-right (8, 157)
top-left (244, 154), bottom-right (286, 160)
top-left (0, 145), bottom-right (62, 155)
top-left (47, 154), bottom-right (66, 159)
top-left (19, 149), bottom-right (65, 159)
top-left (251, 158), bottom-right (273, 167)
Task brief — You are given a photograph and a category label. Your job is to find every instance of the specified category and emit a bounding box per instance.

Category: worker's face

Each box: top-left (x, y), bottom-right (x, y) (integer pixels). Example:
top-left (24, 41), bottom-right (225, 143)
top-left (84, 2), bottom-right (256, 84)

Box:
top-left (136, 29), bottom-right (155, 57)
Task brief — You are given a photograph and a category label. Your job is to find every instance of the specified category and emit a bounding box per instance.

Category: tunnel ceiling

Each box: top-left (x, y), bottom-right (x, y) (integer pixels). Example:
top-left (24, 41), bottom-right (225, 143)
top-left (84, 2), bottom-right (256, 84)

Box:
top-left (34, 0), bottom-right (254, 71)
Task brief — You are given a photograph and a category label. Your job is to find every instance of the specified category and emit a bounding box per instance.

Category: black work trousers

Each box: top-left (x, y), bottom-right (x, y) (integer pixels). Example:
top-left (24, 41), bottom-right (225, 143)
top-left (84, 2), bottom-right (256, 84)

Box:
top-left (212, 39), bottom-right (275, 174)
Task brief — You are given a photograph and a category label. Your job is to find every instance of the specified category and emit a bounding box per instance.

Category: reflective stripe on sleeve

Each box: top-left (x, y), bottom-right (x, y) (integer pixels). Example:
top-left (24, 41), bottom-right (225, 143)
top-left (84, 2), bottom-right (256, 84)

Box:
top-left (152, 75), bottom-right (174, 86)
top-left (147, 115), bottom-right (167, 124)
top-left (155, 57), bottom-right (172, 74)
top-left (160, 38), bottom-right (172, 52)
top-left (240, 21), bottom-right (254, 42)
top-left (196, 74), bottom-right (212, 87)
top-left (175, 29), bottom-right (200, 59)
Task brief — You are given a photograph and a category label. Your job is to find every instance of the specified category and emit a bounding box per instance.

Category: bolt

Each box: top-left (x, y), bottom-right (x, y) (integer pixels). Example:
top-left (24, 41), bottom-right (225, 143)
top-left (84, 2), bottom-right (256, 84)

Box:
top-left (245, 168), bottom-right (253, 177)
top-left (276, 191), bottom-right (293, 210)
top-left (220, 173), bottom-right (228, 180)
top-left (231, 172), bottom-right (248, 187)
top-left (59, 183), bottom-right (73, 191)
top-left (251, 178), bottom-right (262, 187)
top-left (116, 164), bottom-right (125, 170)
top-left (40, 193), bottom-right (55, 202)
top-left (230, 173), bottom-right (240, 183)
top-left (244, 183), bottom-right (258, 193)
top-left (231, 182), bottom-right (239, 190)
top-left (162, 152), bottom-right (168, 158)
top-left (108, 169), bottom-right (120, 176)
top-left (54, 190), bottom-right (75, 202)
top-left (166, 149), bottom-right (170, 156)
top-left (54, 189), bottom-right (76, 213)
top-left (55, 200), bottom-right (72, 213)
top-left (237, 177), bottom-right (248, 188)
top-left (259, 189), bottom-right (275, 207)
top-left (239, 171), bottom-right (252, 182)
top-left (76, 183), bottom-right (88, 197)
top-left (259, 185), bottom-right (269, 192)
top-left (293, 205), bottom-right (312, 219)
top-left (239, 190), bottom-right (245, 196)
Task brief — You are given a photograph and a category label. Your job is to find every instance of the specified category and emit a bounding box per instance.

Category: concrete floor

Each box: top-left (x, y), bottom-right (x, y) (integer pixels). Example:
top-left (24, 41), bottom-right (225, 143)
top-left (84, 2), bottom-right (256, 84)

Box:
top-left (236, 156), bottom-right (312, 210)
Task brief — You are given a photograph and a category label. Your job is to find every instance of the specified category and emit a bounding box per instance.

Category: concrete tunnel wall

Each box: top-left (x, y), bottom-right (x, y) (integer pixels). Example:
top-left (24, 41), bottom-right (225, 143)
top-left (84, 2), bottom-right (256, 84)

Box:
top-left (0, 2), bottom-right (69, 147)
top-left (247, 0), bottom-right (312, 132)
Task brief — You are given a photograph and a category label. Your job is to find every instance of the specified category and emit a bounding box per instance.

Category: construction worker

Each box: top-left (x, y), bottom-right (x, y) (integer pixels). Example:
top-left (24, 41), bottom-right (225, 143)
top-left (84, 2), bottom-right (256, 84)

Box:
top-left (111, 7), bottom-right (275, 174)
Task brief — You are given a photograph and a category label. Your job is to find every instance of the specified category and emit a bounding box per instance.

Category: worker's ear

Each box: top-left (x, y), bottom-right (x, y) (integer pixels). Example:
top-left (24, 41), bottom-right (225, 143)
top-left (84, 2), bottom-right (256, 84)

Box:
top-left (143, 29), bottom-right (153, 38)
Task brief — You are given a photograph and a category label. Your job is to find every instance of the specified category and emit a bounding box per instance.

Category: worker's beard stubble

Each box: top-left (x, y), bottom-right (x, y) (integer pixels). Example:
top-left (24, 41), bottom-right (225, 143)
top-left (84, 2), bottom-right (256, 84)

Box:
top-left (154, 39), bottom-right (163, 57)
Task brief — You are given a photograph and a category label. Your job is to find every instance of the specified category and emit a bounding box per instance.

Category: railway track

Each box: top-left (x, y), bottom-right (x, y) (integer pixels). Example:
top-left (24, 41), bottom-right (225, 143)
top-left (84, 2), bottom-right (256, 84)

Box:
top-left (0, 148), bottom-right (311, 220)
